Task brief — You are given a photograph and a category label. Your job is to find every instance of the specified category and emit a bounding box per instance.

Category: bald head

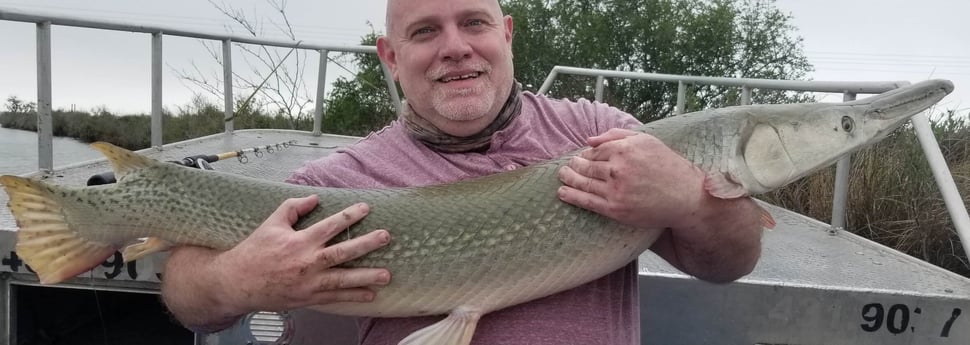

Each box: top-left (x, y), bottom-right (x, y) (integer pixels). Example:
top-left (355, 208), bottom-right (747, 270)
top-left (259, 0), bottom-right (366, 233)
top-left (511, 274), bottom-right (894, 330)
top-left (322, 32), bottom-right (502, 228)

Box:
top-left (385, 0), bottom-right (505, 38)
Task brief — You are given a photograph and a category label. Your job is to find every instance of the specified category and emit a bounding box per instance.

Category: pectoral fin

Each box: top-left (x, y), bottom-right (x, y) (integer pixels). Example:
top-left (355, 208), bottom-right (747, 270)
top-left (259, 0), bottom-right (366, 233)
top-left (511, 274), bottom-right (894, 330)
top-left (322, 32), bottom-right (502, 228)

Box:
top-left (702, 173), bottom-right (777, 230)
top-left (704, 172), bottom-right (748, 199)
top-left (122, 237), bottom-right (174, 262)
top-left (398, 307), bottom-right (482, 345)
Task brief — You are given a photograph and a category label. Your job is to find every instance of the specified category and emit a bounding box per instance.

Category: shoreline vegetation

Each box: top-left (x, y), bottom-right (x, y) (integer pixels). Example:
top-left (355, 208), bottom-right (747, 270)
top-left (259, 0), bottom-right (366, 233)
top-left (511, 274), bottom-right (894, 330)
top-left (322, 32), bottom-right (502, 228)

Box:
top-left (0, 97), bottom-right (317, 150)
top-left (2, 100), bottom-right (969, 279)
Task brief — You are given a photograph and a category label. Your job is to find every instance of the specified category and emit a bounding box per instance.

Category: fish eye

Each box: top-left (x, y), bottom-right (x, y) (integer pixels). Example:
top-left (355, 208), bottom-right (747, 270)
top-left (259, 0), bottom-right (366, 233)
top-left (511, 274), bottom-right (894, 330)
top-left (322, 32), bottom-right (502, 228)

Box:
top-left (841, 116), bottom-right (855, 132)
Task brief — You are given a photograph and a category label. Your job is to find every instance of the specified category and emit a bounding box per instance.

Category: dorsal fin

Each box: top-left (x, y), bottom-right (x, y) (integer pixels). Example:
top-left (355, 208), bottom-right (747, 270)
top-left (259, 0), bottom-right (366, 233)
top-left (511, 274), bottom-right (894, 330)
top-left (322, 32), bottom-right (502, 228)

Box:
top-left (89, 142), bottom-right (161, 179)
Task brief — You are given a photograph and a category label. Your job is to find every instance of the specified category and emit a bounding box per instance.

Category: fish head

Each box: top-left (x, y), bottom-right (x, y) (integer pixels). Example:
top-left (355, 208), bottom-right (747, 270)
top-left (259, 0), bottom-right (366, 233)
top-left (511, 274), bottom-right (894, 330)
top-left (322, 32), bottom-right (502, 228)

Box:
top-left (740, 79), bottom-right (953, 193)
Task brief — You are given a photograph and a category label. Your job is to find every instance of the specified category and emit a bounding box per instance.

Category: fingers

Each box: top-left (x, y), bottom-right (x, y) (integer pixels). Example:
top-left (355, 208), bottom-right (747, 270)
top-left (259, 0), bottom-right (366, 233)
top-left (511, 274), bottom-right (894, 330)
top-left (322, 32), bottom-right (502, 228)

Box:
top-left (267, 195), bottom-right (320, 227)
top-left (557, 184), bottom-right (609, 214)
top-left (586, 128), bottom-right (638, 147)
top-left (308, 260), bottom-right (392, 305)
top-left (567, 155), bottom-right (613, 180)
top-left (558, 155), bottom-right (613, 213)
top-left (314, 229), bottom-right (391, 267)
top-left (309, 287), bottom-right (378, 304)
top-left (300, 203), bottom-right (392, 264)
top-left (301, 202), bottom-right (371, 242)
top-left (315, 268), bottom-right (390, 292)
top-left (583, 131), bottom-right (666, 162)
top-left (579, 144), bottom-right (616, 162)
top-left (559, 157), bottom-right (610, 191)
top-left (211, 199), bottom-right (393, 312)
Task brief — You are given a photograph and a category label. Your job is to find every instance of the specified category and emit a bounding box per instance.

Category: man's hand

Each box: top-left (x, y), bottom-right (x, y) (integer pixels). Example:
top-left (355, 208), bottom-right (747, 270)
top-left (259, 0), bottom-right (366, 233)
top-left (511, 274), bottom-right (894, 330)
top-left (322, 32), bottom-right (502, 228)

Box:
top-left (556, 128), bottom-right (706, 229)
top-left (556, 128), bottom-right (763, 283)
top-left (162, 195), bottom-right (391, 331)
top-left (216, 195), bottom-right (391, 310)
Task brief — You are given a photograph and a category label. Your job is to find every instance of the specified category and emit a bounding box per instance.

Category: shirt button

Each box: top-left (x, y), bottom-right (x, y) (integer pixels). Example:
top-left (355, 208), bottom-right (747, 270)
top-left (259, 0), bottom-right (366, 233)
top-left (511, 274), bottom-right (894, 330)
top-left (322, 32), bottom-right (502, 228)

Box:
top-left (505, 164), bottom-right (517, 171)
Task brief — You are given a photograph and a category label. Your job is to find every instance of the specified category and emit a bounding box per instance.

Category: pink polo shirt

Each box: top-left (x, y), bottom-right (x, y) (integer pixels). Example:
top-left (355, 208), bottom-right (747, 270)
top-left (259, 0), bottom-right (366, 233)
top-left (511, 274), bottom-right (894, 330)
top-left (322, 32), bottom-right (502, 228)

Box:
top-left (287, 91), bottom-right (643, 345)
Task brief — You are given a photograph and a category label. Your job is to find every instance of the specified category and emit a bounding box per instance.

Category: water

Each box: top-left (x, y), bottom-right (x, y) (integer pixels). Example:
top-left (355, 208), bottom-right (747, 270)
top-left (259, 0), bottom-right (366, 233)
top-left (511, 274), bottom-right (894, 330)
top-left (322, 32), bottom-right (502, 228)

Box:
top-left (0, 126), bottom-right (104, 175)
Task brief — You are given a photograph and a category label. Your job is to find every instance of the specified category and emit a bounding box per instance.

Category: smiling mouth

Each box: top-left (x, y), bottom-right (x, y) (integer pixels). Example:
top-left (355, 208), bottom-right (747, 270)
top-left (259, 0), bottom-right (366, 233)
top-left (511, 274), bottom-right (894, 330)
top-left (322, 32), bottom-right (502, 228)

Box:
top-left (438, 72), bottom-right (482, 83)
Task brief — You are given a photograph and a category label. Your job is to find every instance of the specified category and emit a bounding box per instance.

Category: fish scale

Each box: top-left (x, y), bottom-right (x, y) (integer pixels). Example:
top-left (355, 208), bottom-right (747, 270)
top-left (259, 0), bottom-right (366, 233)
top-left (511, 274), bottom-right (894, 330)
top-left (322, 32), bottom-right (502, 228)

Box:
top-left (310, 162), bottom-right (651, 317)
top-left (0, 79), bottom-right (953, 345)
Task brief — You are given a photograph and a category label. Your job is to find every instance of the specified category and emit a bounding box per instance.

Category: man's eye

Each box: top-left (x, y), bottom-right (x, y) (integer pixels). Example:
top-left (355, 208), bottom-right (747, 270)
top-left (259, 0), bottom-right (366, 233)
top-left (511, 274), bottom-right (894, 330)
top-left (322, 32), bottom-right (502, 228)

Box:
top-left (413, 27), bottom-right (434, 36)
top-left (466, 19), bottom-right (484, 26)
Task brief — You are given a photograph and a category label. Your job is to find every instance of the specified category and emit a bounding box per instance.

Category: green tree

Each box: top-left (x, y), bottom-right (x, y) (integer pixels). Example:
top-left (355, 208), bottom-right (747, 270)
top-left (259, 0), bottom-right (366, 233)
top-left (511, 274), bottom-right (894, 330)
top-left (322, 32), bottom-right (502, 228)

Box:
top-left (503, 0), bottom-right (815, 122)
top-left (322, 33), bottom-right (399, 136)
top-left (321, 0), bottom-right (813, 130)
top-left (4, 96), bottom-right (36, 113)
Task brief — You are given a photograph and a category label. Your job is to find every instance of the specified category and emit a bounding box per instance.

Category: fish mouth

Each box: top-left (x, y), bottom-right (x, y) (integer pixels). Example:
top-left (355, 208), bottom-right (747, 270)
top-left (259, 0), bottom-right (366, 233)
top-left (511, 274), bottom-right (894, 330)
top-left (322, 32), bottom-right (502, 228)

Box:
top-left (854, 79), bottom-right (954, 121)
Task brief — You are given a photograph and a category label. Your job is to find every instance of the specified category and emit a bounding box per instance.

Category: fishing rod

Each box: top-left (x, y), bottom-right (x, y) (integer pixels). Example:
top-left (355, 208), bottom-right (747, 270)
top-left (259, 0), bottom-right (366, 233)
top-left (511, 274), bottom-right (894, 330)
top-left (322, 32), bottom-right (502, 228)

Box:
top-left (86, 140), bottom-right (298, 186)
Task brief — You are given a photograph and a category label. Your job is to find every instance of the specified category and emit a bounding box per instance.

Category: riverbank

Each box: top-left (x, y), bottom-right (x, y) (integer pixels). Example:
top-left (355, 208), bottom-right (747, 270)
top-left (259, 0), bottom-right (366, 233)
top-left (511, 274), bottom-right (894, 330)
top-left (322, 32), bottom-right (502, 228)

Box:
top-left (0, 103), bottom-right (313, 151)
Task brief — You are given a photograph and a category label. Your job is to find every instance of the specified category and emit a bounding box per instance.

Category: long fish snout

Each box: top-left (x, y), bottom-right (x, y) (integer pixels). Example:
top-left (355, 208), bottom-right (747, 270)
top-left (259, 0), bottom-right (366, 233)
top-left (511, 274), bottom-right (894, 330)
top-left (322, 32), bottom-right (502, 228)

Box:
top-left (857, 79), bottom-right (954, 121)
top-left (731, 79), bottom-right (953, 195)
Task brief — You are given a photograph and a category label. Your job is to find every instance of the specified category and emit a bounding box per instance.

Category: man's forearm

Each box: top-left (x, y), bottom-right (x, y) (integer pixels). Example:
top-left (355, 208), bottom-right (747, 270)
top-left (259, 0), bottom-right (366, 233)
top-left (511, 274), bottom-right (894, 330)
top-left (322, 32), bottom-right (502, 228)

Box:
top-left (161, 246), bottom-right (247, 332)
top-left (669, 197), bottom-right (763, 283)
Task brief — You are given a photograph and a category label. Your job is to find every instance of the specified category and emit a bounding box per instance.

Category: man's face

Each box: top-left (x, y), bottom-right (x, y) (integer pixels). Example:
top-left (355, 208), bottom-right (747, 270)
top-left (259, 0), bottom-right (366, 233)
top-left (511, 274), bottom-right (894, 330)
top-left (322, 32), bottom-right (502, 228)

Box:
top-left (378, 0), bottom-right (514, 136)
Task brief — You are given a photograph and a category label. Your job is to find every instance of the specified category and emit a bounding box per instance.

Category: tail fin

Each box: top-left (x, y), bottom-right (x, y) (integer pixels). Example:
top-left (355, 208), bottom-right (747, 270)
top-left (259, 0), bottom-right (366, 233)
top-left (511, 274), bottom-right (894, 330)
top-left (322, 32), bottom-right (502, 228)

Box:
top-left (89, 142), bottom-right (161, 180)
top-left (0, 175), bottom-right (116, 284)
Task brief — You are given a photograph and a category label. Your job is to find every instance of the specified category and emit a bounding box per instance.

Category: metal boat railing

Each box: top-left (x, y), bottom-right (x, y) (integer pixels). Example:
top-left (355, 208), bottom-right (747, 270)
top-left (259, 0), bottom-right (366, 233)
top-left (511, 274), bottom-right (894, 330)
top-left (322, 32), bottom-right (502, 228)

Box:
top-left (0, 6), bottom-right (403, 173)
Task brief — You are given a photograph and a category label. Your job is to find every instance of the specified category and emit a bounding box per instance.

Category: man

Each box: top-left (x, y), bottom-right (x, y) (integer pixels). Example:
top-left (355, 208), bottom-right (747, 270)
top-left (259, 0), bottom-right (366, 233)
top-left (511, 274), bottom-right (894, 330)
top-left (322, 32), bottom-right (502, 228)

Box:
top-left (160, 0), bottom-right (764, 343)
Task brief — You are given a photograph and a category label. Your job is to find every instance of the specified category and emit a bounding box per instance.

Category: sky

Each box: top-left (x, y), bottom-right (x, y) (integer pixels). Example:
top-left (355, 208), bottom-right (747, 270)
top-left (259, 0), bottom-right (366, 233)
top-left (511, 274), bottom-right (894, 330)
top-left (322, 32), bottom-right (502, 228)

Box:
top-left (0, 0), bottom-right (967, 116)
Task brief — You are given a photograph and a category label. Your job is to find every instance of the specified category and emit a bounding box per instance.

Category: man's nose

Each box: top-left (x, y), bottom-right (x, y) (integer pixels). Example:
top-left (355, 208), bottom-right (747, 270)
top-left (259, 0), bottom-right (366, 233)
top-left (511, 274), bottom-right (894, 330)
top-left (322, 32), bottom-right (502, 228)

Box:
top-left (438, 27), bottom-right (473, 61)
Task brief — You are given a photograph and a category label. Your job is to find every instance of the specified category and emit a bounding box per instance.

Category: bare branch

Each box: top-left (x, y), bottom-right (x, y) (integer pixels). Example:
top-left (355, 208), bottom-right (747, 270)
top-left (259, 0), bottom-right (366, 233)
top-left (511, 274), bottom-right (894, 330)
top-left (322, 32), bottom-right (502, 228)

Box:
top-left (268, 0), bottom-right (298, 41)
top-left (208, 0), bottom-right (259, 36)
top-left (171, 0), bottom-right (314, 122)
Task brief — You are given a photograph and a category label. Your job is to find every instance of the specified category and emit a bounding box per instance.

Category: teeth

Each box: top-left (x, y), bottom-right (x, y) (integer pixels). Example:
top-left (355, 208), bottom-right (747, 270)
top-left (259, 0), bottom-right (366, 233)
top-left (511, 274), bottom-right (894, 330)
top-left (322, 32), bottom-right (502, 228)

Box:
top-left (441, 72), bottom-right (480, 82)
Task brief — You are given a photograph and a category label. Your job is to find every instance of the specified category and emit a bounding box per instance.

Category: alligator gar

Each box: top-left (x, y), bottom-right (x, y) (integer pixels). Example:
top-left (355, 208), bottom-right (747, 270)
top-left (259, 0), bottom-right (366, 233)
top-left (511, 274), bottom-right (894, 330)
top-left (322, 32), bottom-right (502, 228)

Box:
top-left (0, 79), bottom-right (953, 345)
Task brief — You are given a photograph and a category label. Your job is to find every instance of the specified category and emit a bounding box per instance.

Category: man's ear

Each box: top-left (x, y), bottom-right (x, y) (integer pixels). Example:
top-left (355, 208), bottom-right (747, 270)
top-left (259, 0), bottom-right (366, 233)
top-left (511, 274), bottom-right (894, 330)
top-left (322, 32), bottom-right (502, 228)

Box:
top-left (376, 36), bottom-right (398, 80)
top-left (504, 15), bottom-right (514, 45)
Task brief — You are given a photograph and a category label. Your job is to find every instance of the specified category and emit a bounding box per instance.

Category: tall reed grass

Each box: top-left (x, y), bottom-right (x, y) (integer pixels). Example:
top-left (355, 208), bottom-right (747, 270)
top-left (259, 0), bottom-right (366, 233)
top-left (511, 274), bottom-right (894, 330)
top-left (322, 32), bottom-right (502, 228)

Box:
top-left (762, 111), bottom-right (970, 277)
